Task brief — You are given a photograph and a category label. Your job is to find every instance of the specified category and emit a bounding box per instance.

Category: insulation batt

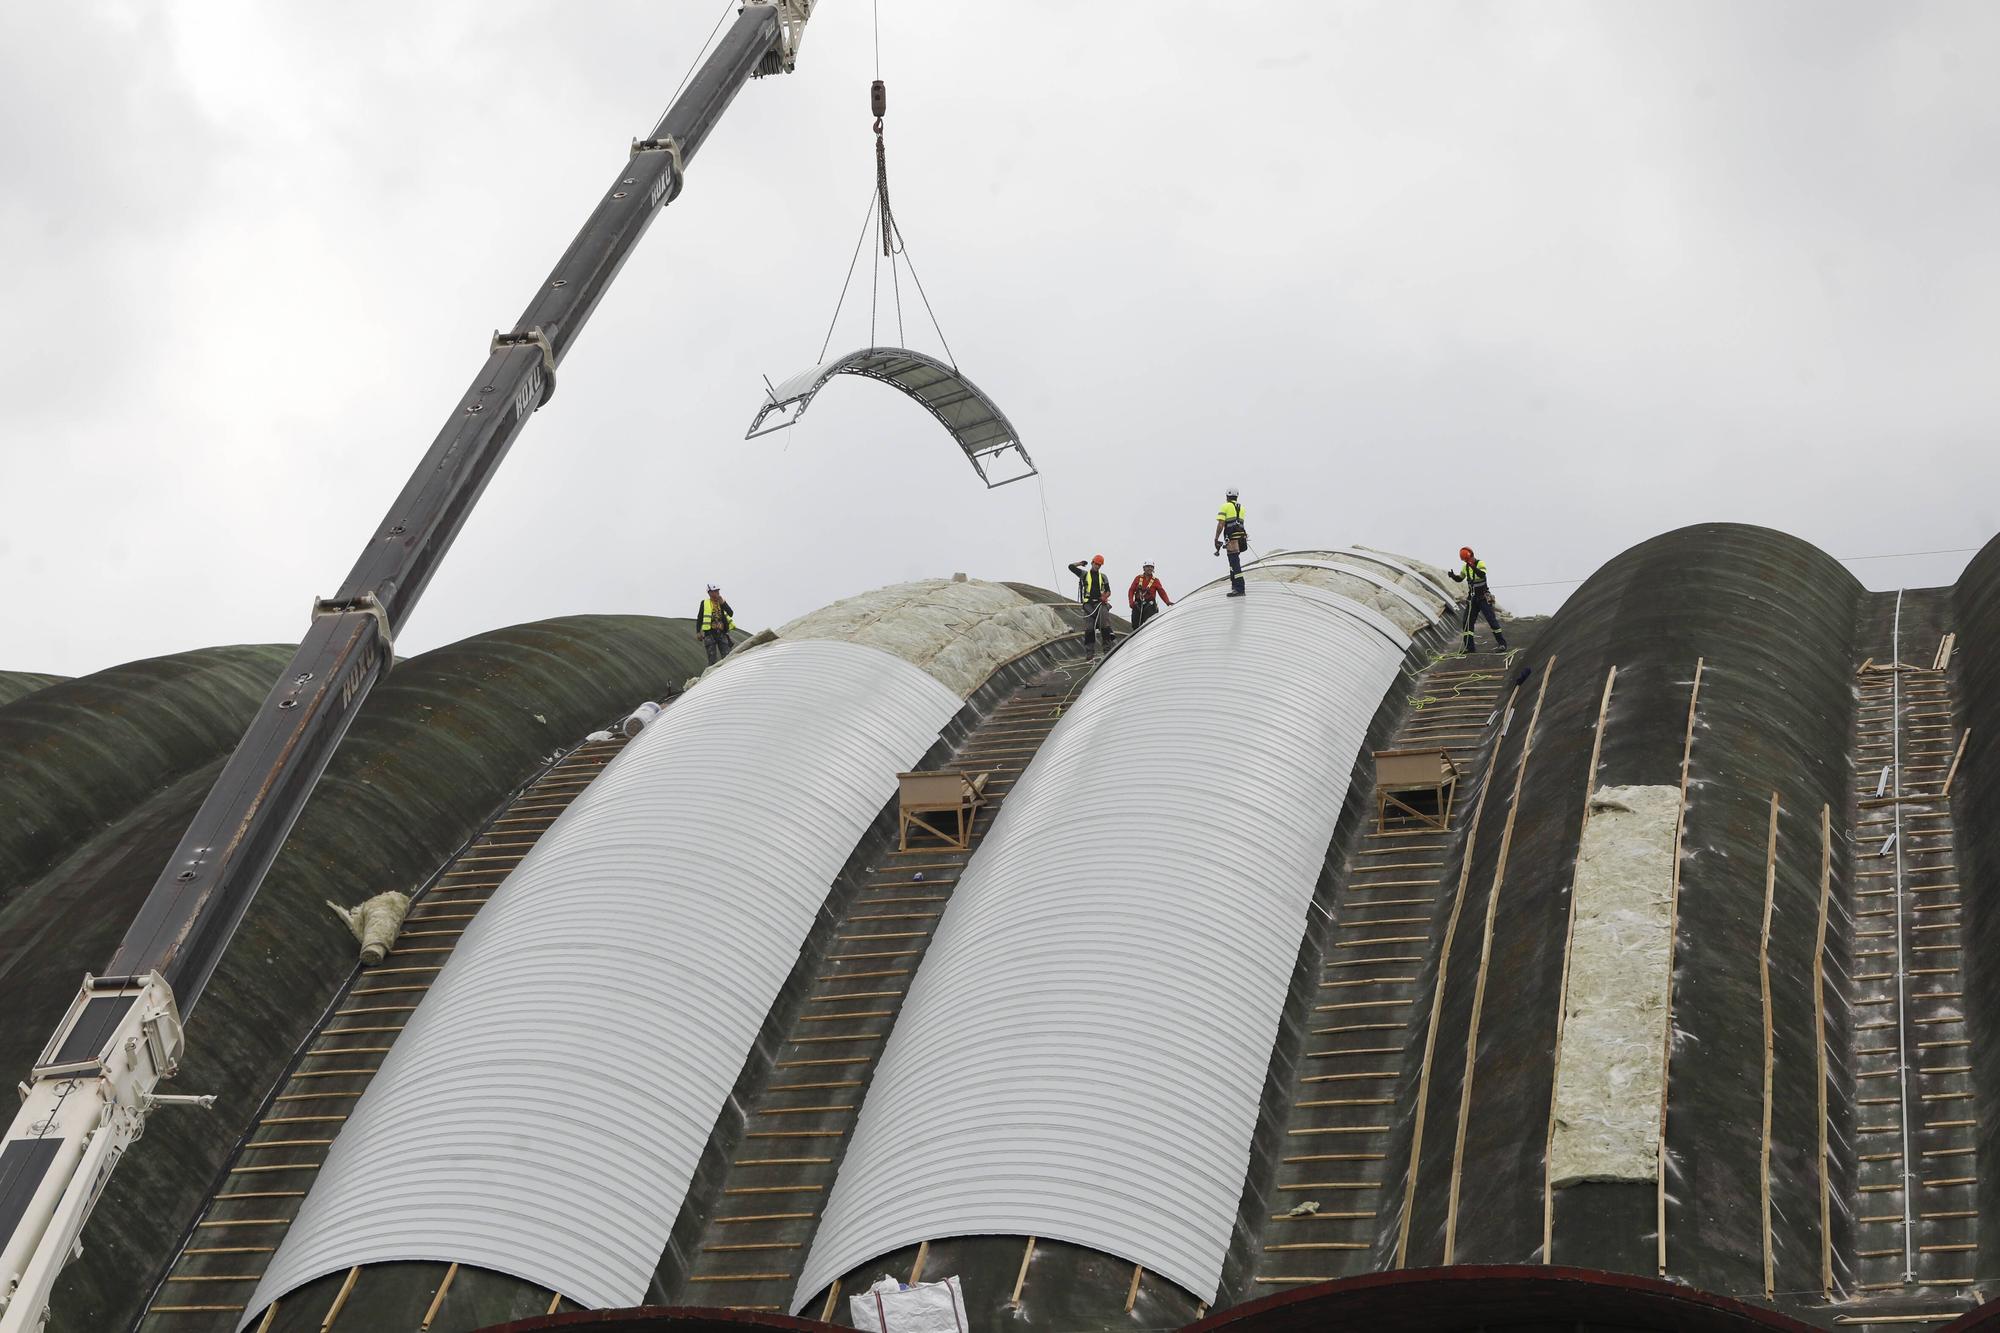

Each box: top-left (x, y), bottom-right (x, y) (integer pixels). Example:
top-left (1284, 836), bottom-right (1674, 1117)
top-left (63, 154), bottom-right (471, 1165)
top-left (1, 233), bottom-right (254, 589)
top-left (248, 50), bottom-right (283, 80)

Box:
top-left (1354, 544), bottom-right (1457, 594)
top-left (325, 891), bottom-right (411, 966)
top-left (1241, 565), bottom-right (1434, 636)
top-left (774, 578), bottom-right (1070, 699)
top-left (1548, 784), bottom-right (1680, 1186)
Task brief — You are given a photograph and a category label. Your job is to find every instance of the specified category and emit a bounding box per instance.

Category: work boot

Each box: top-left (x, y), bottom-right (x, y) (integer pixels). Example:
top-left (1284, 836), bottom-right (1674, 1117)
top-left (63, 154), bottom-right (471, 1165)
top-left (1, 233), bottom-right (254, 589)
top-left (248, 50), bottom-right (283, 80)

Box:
top-left (1496, 631), bottom-right (1509, 649)
top-left (1462, 633), bottom-right (1476, 654)
top-left (1227, 588), bottom-right (1247, 597)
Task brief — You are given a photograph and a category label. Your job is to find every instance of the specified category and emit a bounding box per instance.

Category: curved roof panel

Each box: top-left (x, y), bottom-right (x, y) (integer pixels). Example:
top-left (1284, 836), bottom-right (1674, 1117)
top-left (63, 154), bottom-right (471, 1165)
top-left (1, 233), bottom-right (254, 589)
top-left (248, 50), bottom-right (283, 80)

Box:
top-left (1262, 546), bottom-right (1458, 606)
top-left (794, 578), bottom-right (1412, 1307)
top-left (66, 617), bottom-right (717, 1332)
top-left (1188, 555), bottom-right (1448, 638)
top-left (745, 347), bottom-right (1036, 487)
top-left (776, 577), bottom-right (1070, 697)
top-left (1235, 555), bottom-right (1449, 628)
top-left (245, 638), bottom-right (962, 1319)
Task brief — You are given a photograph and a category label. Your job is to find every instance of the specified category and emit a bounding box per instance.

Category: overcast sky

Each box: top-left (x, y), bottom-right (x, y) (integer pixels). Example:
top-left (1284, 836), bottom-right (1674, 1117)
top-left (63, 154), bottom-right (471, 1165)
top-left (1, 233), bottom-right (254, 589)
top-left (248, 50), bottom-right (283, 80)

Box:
top-left (5, 2), bottom-right (1997, 677)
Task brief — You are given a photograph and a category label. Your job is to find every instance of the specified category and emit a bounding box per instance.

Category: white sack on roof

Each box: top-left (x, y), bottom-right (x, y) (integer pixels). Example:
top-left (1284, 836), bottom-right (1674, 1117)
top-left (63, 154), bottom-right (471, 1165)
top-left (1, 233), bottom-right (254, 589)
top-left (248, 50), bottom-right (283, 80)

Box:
top-left (1549, 784), bottom-right (1679, 1186)
top-left (795, 578), bottom-right (1411, 1308)
top-left (620, 700), bottom-right (661, 736)
top-left (850, 1275), bottom-right (969, 1333)
top-left (778, 578), bottom-right (1070, 698)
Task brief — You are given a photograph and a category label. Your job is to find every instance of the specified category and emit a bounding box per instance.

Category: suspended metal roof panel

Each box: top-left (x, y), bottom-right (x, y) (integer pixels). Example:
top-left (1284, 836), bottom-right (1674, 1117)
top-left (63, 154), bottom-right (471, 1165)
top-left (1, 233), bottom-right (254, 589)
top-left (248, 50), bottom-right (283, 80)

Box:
top-left (746, 346), bottom-right (1035, 487)
top-left (794, 579), bottom-right (1411, 1308)
top-left (244, 639), bottom-right (962, 1320)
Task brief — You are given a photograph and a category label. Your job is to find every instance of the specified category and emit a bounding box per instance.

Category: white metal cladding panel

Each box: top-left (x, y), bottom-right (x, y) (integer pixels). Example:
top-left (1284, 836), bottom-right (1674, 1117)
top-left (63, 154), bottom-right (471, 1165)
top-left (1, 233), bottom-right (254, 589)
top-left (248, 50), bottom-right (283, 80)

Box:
top-left (1239, 555), bottom-right (1449, 621)
top-left (794, 581), bottom-right (1409, 1308)
top-left (1266, 545), bottom-right (1457, 605)
top-left (244, 639), bottom-right (962, 1322)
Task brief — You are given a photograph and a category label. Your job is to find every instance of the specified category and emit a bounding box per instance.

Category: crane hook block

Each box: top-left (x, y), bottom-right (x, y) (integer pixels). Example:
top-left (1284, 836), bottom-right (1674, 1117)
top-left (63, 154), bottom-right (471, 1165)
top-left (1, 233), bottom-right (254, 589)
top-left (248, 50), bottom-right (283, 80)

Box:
top-left (871, 80), bottom-right (886, 120)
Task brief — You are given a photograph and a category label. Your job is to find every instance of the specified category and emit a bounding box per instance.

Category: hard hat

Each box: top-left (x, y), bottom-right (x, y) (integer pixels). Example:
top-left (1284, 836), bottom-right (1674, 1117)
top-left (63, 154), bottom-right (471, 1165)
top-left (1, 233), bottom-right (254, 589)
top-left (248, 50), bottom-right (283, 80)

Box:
top-left (707, 583), bottom-right (721, 592)
top-left (1458, 547), bottom-right (1473, 562)
top-left (1226, 488), bottom-right (1239, 500)
top-left (1143, 560), bottom-right (1155, 568)
top-left (1091, 554), bottom-right (1105, 566)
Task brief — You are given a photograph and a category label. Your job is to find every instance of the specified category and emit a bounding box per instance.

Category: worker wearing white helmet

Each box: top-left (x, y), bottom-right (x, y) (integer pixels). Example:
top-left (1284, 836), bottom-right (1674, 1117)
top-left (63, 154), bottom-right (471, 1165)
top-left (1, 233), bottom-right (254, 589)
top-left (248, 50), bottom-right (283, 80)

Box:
top-left (1213, 487), bottom-right (1248, 596)
top-left (1128, 560), bottom-right (1172, 631)
top-left (696, 583), bottom-right (737, 665)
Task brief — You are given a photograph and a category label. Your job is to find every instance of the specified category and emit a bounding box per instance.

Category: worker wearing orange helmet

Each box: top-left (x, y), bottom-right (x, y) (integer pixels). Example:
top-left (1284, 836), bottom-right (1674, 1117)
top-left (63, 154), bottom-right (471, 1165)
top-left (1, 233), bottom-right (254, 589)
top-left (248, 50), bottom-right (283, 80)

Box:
top-left (1448, 546), bottom-right (1507, 654)
top-left (1066, 554), bottom-right (1117, 660)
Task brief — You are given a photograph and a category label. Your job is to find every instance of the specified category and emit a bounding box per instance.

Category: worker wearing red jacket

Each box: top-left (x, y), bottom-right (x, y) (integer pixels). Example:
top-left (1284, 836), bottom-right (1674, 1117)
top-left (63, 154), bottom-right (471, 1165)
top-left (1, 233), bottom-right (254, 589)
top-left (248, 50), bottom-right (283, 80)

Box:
top-left (1128, 562), bottom-right (1172, 631)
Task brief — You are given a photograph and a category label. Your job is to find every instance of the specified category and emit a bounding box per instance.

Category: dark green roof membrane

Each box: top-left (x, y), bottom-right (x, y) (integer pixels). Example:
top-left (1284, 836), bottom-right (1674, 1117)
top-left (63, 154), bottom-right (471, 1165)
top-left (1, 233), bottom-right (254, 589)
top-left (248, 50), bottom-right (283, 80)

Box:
top-left (0, 646), bottom-right (294, 902)
top-left (26, 615), bottom-right (712, 1333)
top-left (1950, 532), bottom-right (2000, 1277)
top-left (0, 670), bottom-right (68, 709)
top-left (0, 648), bottom-right (295, 1086)
top-left (1402, 523), bottom-right (1864, 1306)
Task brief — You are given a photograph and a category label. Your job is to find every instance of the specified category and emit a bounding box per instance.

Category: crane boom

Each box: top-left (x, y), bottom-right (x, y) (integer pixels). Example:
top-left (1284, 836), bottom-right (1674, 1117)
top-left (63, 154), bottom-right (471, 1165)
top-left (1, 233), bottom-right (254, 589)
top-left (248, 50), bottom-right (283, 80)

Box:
top-left (0, 8), bottom-right (814, 1328)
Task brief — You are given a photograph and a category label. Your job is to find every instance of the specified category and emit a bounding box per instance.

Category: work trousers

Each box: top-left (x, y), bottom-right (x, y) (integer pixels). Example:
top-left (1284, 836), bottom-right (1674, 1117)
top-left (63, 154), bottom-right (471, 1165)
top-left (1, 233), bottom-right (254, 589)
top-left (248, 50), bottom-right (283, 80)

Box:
top-left (1131, 600), bottom-right (1159, 631)
top-left (703, 631), bottom-right (734, 665)
top-left (1081, 601), bottom-right (1116, 652)
top-left (1224, 532), bottom-right (1245, 593)
top-left (1461, 594), bottom-right (1503, 647)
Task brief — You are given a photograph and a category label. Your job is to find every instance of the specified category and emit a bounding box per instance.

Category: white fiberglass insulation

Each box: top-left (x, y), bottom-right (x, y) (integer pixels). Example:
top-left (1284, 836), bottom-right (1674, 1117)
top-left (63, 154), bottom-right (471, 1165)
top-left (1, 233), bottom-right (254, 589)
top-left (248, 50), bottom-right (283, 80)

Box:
top-left (1354, 545), bottom-right (1459, 601)
top-left (1193, 553), bottom-right (1452, 638)
top-left (794, 579), bottom-right (1411, 1308)
top-left (243, 639), bottom-right (961, 1321)
top-left (776, 577), bottom-right (1070, 698)
top-left (1263, 545), bottom-right (1457, 607)
top-left (1549, 784), bottom-right (1680, 1186)
top-left (1236, 556), bottom-right (1445, 635)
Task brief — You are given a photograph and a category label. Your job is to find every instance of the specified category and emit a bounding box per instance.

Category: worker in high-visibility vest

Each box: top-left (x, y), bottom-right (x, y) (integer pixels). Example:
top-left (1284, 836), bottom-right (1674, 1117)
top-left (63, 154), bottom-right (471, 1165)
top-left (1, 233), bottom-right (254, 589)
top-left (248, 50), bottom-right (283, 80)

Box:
top-left (1066, 554), bottom-right (1116, 660)
top-left (696, 584), bottom-right (736, 665)
top-left (1213, 488), bottom-right (1248, 596)
top-left (1128, 562), bottom-right (1172, 631)
top-left (1448, 546), bottom-right (1508, 654)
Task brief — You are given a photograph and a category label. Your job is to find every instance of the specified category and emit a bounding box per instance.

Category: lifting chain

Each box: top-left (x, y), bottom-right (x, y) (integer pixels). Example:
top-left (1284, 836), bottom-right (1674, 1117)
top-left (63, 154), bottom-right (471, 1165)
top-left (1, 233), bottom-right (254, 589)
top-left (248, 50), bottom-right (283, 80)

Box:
top-left (873, 79), bottom-right (897, 257)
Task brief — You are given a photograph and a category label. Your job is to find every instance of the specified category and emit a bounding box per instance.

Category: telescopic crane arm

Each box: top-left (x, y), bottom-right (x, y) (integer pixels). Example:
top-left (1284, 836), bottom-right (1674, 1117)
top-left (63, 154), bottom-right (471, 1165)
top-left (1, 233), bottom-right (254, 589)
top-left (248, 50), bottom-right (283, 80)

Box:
top-left (0, 8), bottom-right (815, 1328)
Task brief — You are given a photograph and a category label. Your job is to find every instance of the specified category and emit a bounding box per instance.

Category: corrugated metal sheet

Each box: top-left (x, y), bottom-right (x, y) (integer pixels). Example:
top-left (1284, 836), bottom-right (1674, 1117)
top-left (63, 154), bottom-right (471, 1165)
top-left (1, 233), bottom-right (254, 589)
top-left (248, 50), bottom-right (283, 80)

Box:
top-left (1237, 555), bottom-right (1447, 621)
top-left (794, 580), bottom-right (1411, 1308)
top-left (777, 577), bottom-right (1071, 698)
top-left (244, 639), bottom-right (962, 1320)
top-left (745, 347), bottom-right (1034, 486)
top-left (1265, 546), bottom-right (1458, 605)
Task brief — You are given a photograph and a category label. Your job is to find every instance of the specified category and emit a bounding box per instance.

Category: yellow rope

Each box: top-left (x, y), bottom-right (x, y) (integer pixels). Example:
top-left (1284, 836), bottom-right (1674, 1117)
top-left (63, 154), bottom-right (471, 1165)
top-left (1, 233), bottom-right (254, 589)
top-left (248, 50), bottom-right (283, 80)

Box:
top-left (1410, 667), bottom-right (1502, 710)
